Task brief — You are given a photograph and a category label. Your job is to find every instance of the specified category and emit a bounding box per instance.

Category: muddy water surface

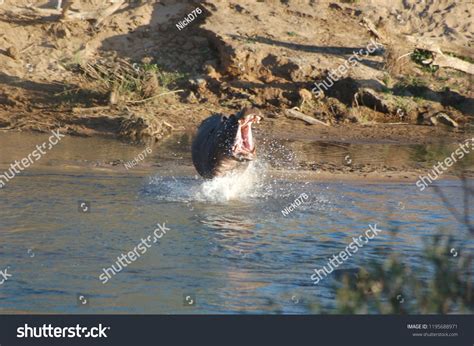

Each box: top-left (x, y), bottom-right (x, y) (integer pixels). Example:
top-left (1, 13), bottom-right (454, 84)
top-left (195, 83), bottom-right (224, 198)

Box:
top-left (0, 132), bottom-right (472, 313)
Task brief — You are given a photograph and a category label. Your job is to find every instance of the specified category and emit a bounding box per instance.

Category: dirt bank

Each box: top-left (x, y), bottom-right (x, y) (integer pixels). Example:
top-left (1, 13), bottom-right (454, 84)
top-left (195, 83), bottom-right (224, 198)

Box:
top-left (0, 0), bottom-right (473, 144)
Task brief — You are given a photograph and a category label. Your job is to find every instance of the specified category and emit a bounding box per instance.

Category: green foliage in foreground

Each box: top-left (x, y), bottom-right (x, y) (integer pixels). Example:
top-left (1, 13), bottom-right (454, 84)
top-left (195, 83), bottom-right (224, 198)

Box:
top-left (335, 234), bottom-right (473, 314)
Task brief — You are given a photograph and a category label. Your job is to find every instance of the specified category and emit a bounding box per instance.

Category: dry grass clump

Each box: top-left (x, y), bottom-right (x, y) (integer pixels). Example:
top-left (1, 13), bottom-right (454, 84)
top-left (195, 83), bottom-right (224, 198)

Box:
top-left (75, 56), bottom-right (185, 104)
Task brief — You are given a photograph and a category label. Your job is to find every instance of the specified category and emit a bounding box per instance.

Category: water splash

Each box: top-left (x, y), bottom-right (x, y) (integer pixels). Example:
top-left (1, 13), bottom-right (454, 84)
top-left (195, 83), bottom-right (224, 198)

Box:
top-left (196, 162), bottom-right (266, 202)
top-left (147, 162), bottom-right (270, 203)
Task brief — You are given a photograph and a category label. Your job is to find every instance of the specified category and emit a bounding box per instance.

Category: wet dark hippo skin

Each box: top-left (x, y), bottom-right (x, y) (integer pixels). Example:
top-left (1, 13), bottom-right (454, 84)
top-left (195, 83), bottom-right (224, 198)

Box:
top-left (191, 114), bottom-right (241, 178)
top-left (191, 108), bottom-right (260, 178)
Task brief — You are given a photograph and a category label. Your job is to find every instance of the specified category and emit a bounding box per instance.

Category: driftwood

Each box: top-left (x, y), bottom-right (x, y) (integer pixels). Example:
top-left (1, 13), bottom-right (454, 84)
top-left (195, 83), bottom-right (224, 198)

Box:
top-left (430, 54), bottom-right (474, 75)
top-left (10, 1), bottom-right (126, 27)
top-left (125, 90), bottom-right (185, 104)
top-left (285, 108), bottom-right (329, 126)
top-left (61, 0), bottom-right (126, 27)
top-left (360, 17), bottom-right (387, 43)
top-left (406, 37), bottom-right (474, 75)
top-left (360, 17), bottom-right (474, 75)
top-left (72, 106), bottom-right (110, 113)
top-left (13, 6), bottom-right (61, 16)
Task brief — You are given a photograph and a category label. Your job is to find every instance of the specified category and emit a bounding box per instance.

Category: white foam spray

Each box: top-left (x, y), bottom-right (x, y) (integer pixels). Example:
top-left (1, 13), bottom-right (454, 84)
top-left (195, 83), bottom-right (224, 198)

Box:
top-left (196, 162), bottom-right (265, 202)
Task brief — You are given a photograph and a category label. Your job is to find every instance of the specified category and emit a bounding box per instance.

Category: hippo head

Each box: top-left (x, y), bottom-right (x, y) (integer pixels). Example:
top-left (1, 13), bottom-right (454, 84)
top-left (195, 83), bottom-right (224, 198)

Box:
top-left (191, 107), bottom-right (263, 178)
top-left (226, 107), bottom-right (262, 161)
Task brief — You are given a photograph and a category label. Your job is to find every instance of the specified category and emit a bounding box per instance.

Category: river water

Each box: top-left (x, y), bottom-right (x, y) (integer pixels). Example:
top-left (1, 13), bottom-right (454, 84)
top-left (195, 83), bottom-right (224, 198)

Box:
top-left (0, 132), bottom-right (472, 313)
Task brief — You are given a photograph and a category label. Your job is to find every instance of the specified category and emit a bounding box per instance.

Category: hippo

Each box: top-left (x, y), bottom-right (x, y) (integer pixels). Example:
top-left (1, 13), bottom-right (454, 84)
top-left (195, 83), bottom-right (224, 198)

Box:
top-left (192, 107), bottom-right (262, 178)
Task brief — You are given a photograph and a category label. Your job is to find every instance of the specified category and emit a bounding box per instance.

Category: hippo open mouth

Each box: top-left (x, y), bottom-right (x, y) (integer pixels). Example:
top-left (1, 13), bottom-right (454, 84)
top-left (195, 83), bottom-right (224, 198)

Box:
top-left (232, 113), bottom-right (261, 160)
top-left (191, 107), bottom-right (263, 178)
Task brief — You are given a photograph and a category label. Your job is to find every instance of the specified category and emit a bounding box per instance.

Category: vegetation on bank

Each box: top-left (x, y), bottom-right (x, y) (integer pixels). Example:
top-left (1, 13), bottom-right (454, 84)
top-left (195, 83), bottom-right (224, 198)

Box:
top-left (60, 56), bottom-right (187, 105)
top-left (334, 172), bottom-right (473, 314)
top-left (335, 233), bottom-right (473, 314)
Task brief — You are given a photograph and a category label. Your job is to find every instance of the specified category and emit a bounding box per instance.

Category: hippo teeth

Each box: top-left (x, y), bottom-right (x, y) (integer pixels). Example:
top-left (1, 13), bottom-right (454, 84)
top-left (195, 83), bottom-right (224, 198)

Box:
top-left (233, 116), bottom-right (259, 157)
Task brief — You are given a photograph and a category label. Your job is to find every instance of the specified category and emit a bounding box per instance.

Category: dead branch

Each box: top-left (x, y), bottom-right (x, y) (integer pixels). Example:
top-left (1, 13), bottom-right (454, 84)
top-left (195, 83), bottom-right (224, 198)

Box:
top-left (359, 18), bottom-right (474, 74)
top-left (360, 17), bottom-right (387, 44)
top-left (285, 108), bottom-right (329, 126)
top-left (406, 36), bottom-right (474, 75)
top-left (125, 90), bottom-right (185, 104)
top-left (61, 0), bottom-right (126, 26)
top-left (72, 106), bottom-right (110, 113)
top-left (9, 1), bottom-right (126, 26)
top-left (431, 53), bottom-right (474, 75)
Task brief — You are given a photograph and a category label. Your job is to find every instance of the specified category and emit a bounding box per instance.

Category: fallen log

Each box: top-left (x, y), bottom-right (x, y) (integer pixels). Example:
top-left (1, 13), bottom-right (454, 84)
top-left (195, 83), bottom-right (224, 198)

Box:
top-left (285, 108), bottom-right (329, 126)
top-left (61, 0), bottom-right (125, 26)
top-left (11, 0), bottom-right (126, 27)
top-left (432, 53), bottom-right (474, 75)
top-left (359, 18), bottom-right (474, 74)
